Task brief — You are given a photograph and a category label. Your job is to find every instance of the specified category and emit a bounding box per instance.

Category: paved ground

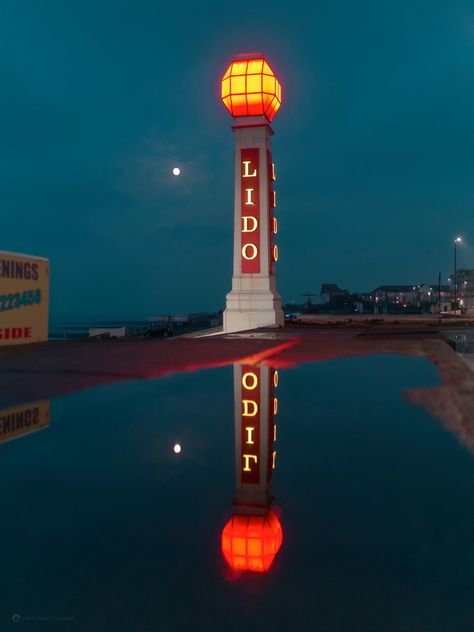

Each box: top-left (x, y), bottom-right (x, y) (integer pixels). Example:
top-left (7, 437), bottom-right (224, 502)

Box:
top-left (0, 334), bottom-right (296, 408)
top-left (0, 323), bottom-right (462, 380)
top-left (1, 322), bottom-right (474, 450)
top-left (296, 313), bottom-right (474, 326)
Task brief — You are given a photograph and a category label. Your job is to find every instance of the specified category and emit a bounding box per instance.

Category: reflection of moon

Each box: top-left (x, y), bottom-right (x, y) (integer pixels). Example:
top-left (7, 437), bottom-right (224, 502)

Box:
top-left (172, 167), bottom-right (181, 176)
top-left (173, 443), bottom-right (181, 454)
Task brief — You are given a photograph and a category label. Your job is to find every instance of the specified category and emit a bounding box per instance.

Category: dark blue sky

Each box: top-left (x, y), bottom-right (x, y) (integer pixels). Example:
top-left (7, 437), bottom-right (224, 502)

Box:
top-left (2, 0), bottom-right (473, 319)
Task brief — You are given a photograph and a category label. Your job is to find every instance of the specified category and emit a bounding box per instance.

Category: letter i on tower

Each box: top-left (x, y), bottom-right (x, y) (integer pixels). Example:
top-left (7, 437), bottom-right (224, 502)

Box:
top-left (221, 53), bottom-right (284, 333)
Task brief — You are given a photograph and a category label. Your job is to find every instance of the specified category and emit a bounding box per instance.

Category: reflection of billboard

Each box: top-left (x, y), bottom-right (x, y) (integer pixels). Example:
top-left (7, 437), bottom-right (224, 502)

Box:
top-left (0, 251), bottom-right (49, 346)
top-left (0, 401), bottom-right (50, 443)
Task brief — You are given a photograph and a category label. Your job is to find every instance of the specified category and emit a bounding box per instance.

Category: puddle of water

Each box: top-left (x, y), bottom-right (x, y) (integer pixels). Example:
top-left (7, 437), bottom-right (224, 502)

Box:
top-left (447, 327), bottom-right (474, 354)
top-left (223, 332), bottom-right (281, 339)
top-left (1, 354), bottom-right (474, 631)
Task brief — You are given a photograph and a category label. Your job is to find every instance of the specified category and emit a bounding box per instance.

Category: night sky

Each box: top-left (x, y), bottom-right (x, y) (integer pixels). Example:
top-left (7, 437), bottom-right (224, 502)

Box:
top-left (2, 1), bottom-right (473, 319)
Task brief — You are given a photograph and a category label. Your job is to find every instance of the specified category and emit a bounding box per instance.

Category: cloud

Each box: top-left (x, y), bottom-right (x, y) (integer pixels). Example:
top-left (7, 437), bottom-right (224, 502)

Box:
top-left (116, 139), bottom-right (210, 203)
top-left (113, 137), bottom-right (230, 233)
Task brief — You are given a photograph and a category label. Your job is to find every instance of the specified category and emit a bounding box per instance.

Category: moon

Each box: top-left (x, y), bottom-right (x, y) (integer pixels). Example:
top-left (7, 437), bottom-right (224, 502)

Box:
top-left (173, 443), bottom-right (182, 454)
top-left (172, 167), bottom-right (181, 176)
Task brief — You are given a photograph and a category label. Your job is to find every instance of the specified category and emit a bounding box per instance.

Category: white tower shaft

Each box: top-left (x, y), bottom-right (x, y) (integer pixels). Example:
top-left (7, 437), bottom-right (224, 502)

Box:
top-left (223, 117), bottom-right (284, 333)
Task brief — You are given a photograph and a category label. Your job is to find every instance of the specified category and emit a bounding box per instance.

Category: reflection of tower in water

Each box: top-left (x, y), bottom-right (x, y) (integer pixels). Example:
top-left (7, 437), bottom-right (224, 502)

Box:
top-left (221, 364), bottom-right (283, 573)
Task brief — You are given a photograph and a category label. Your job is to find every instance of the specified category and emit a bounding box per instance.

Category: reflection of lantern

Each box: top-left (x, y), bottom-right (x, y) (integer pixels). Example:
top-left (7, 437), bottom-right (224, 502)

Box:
top-left (221, 510), bottom-right (283, 573)
top-left (221, 56), bottom-right (282, 122)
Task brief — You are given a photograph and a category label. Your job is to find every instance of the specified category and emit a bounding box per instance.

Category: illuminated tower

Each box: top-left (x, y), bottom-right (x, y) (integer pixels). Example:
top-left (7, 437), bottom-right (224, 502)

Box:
top-left (221, 53), bottom-right (284, 333)
top-left (221, 363), bottom-right (283, 573)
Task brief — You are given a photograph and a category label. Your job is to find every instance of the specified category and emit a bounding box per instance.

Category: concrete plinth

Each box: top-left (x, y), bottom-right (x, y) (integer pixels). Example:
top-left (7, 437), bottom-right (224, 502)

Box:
top-left (224, 279), bottom-right (284, 333)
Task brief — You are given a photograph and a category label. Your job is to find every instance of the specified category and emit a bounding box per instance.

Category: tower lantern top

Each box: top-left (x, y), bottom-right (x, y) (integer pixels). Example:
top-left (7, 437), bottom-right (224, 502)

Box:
top-left (221, 53), bottom-right (282, 122)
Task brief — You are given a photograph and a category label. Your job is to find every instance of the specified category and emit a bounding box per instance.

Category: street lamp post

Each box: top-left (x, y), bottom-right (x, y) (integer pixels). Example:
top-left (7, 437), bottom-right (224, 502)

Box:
top-left (454, 237), bottom-right (462, 312)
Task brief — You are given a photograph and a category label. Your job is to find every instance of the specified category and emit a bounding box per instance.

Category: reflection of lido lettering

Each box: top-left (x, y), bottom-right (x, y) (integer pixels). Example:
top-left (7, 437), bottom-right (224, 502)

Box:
top-left (242, 454), bottom-right (258, 471)
top-left (242, 399), bottom-right (258, 416)
top-left (273, 381), bottom-right (278, 469)
top-left (245, 426), bottom-right (255, 444)
top-left (241, 369), bottom-right (279, 476)
top-left (242, 372), bottom-right (258, 390)
top-left (242, 369), bottom-right (259, 475)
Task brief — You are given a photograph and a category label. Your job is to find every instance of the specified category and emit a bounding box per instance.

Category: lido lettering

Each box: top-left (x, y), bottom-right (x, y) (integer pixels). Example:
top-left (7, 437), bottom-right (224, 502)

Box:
top-left (241, 368), bottom-right (261, 482)
top-left (239, 148), bottom-right (279, 276)
top-left (240, 148), bottom-right (261, 273)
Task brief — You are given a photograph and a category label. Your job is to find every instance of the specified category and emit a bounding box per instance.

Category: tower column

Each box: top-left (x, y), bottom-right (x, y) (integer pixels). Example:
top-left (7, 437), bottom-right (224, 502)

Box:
top-left (220, 54), bottom-right (284, 333)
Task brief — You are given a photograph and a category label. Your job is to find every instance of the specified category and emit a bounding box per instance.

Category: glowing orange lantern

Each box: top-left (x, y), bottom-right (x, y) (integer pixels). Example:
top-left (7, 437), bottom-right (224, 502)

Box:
top-left (221, 510), bottom-right (283, 573)
top-left (221, 54), bottom-right (282, 122)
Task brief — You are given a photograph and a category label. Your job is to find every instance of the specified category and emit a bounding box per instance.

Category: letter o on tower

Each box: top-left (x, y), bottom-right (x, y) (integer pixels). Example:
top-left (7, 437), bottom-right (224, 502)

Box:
top-left (242, 243), bottom-right (258, 260)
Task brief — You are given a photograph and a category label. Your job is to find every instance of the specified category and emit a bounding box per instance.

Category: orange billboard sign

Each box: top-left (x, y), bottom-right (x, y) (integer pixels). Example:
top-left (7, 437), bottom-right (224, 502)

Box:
top-left (0, 251), bottom-right (49, 346)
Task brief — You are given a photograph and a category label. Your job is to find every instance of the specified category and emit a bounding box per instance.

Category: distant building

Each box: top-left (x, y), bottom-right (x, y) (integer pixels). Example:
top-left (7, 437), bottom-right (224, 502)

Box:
top-left (320, 283), bottom-right (349, 304)
top-left (416, 284), bottom-right (434, 302)
top-left (373, 285), bottom-right (418, 305)
top-left (316, 281), bottom-right (457, 313)
top-left (448, 269), bottom-right (474, 309)
top-left (435, 284), bottom-right (451, 299)
top-left (373, 284), bottom-right (440, 306)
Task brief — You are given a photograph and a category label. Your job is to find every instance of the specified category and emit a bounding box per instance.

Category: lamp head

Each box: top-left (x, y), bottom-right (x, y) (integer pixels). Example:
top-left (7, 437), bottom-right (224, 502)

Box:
top-left (221, 53), bottom-right (282, 122)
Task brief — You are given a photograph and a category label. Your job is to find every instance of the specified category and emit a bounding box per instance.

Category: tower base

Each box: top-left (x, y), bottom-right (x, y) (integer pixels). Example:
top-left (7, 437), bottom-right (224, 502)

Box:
top-left (223, 285), bottom-right (284, 333)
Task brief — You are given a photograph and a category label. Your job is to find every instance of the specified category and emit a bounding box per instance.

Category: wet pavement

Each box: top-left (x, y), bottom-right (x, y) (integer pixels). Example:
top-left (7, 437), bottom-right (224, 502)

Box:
top-left (1, 327), bottom-right (474, 630)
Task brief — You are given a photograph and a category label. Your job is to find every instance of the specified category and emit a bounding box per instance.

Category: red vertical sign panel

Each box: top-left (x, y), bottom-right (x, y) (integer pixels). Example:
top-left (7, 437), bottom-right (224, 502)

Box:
top-left (240, 148), bottom-right (260, 274)
top-left (241, 366), bottom-right (260, 484)
top-left (267, 150), bottom-right (277, 276)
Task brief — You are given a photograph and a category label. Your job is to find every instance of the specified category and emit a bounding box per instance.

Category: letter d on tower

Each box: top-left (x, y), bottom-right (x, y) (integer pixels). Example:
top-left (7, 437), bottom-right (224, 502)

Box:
top-left (220, 53), bottom-right (284, 333)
